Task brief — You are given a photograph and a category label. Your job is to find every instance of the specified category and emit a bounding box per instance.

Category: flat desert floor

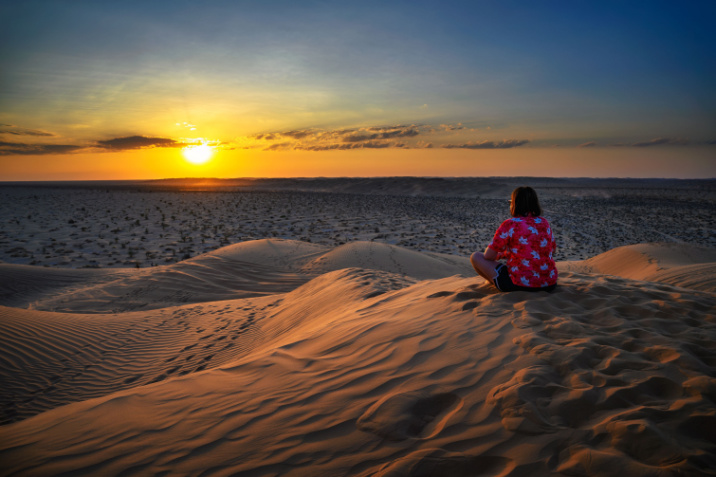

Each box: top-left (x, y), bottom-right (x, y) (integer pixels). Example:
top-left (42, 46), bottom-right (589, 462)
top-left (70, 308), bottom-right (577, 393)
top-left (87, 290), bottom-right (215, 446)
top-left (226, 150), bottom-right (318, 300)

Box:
top-left (0, 178), bottom-right (715, 476)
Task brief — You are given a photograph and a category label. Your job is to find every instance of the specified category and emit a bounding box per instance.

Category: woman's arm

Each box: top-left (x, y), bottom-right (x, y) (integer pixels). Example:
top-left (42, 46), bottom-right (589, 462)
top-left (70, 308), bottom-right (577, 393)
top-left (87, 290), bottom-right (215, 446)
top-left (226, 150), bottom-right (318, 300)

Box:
top-left (471, 246), bottom-right (500, 281)
top-left (484, 246), bottom-right (498, 261)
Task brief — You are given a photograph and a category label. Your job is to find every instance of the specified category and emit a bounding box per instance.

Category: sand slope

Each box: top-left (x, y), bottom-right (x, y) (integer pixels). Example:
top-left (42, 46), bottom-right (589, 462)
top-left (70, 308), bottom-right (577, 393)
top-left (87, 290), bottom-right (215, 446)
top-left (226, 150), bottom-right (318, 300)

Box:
top-left (1, 240), bottom-right (715, 476)
top-left (1, 239), bottom-right (472, 314)
top-left (559, 243), bottom-right (716, 293)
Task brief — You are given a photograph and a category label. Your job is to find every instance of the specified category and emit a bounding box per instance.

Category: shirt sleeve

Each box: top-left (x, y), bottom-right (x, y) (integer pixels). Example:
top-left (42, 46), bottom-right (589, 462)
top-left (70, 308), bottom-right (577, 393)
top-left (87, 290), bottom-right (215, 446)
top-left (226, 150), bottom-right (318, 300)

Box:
top-left (488, 219), bottom-right (511, 256)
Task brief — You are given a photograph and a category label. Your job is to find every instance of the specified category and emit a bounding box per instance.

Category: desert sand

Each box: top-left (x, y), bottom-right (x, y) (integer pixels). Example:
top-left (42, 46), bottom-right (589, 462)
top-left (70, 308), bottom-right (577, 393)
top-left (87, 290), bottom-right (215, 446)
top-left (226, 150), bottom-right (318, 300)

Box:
top-left (1, 179), bottom-right (715, 476)
top-left (1, 178), bottom-right (714, 268)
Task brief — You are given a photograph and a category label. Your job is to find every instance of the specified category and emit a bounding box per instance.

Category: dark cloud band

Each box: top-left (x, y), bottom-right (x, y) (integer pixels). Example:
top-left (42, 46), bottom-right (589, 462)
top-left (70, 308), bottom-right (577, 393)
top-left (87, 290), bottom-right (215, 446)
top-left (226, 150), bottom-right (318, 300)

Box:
top-left (442, 139), bottom-right (529, 149)
top-left (631, 137), bottom-right (688, 147)
top-left (0, 125), bottom-right (55, 137)
top-left (96, 136), bottom-right (184, 150)
top-left (0, 141), bottom-right (82, 156)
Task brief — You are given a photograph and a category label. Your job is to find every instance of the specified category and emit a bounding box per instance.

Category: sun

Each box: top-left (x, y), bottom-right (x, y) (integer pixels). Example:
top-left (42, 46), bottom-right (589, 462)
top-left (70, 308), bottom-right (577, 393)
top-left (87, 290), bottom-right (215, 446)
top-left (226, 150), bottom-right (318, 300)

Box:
top-left (182, 144), bottom-right (214, 165)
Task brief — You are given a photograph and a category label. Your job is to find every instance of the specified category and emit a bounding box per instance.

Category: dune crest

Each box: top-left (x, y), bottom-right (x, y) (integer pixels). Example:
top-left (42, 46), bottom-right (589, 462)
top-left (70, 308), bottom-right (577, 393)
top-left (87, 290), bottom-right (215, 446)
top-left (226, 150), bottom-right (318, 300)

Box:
top-left (1, 241), bottom-right (715, 476)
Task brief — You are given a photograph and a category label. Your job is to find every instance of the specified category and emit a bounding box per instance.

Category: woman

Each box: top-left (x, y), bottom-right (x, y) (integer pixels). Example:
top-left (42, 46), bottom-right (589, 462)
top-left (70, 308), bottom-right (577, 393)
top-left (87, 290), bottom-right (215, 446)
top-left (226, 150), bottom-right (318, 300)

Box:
top-left (471, 186), bottom-right (557, 292)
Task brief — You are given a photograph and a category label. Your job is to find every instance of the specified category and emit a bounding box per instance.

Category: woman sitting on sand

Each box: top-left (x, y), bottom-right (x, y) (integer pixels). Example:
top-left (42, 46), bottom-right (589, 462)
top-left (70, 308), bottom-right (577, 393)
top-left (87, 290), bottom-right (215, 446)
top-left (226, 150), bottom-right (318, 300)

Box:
top-left (471, 186), bottom-right (557, 292)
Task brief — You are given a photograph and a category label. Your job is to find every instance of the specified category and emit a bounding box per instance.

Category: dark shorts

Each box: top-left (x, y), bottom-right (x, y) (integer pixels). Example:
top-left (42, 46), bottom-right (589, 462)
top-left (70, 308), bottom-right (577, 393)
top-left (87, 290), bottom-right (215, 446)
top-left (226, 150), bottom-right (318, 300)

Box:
top-left (493, 264), bottom-right (557, 293)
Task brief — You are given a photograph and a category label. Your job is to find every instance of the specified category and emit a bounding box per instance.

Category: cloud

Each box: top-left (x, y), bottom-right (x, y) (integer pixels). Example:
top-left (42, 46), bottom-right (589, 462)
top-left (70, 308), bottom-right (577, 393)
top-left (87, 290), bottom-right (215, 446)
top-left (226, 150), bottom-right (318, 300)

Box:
top-left (280, 129), bottom-right (315, 140)
top-left (176, 122), bottom-right (197, 131)
top-left (0, 125), bottom-right (55, 137)
top-left (251, 125), bottom-right (534, 152)
top-left (440, 123), bottom-right (465, 131)
top-left (441, 139), bottom-right (529, 149)
top-left (0, 133), bottom-right (199, 156)
top-left (342, 126), bottom-right (420, 142)
top-left (363, 141), bottom-right (399, 149)
top-left (277, 140), bottom-right (400, 151)
top-left (578, 141), bottom-right (597, 148)
top-left (630, 137), bottom-right (689, 147)
top-left (264, 142), bottom-right (294, 151)
top-left (253, 124), bottom-right (426, 151)
top-left (96, 135), bottom-right (184, 150)
top-left (255, 129), bottom-right (321, 141)
top-left (0, 141), bottom-right (83, 156)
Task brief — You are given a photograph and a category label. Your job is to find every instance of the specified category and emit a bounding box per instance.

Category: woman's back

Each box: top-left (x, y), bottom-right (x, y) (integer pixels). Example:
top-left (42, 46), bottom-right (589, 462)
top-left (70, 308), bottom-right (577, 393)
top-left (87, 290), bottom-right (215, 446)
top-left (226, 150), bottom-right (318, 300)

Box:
top-left (489, 216), bottom-right (557, 288)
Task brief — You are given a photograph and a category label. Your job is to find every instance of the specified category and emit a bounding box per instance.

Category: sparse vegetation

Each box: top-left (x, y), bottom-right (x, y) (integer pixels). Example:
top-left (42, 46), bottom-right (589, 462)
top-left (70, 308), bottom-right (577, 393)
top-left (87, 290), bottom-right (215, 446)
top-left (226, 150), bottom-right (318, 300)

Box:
top-left (1, 182), bottom-right (714, 268)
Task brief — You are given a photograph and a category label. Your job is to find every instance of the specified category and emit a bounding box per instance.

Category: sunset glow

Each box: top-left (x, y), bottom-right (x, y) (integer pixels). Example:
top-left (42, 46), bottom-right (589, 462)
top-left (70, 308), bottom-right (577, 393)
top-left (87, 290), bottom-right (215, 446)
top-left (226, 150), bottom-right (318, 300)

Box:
top-left (1, 1), bottom-right (714, 180)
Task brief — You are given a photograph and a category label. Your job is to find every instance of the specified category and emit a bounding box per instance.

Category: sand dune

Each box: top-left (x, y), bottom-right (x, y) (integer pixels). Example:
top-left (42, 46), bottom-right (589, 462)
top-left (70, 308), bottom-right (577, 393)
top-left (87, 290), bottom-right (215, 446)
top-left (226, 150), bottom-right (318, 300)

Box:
top-left (1, 240), bottom-right (715, 476)
top-left (1, 239), bottom-right (472, 314)
top-left (300, 241), bottom-right (473, 279)
top-left (559, 243), bottom-right (716, 292)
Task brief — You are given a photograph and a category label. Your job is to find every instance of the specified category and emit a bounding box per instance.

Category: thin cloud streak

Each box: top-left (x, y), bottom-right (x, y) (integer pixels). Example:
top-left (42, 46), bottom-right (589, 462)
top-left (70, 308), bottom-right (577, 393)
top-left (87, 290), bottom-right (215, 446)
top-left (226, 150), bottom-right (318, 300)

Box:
top-left (252, 124), bottom-right (428, 151)
top-left (0, 141), bottom-right (83, 156)
top-left (97, 136), bottom-right (185, 150)
top-left (441, 139), bottom-right (530, 149)
top-left (0, 125), bottom-right (55, 137)
top-left (343, 127), bottom-right (420, 143)
top-left (608, 137), bottom-right (691, 147)
top-left (630, 137), bottom-right (689, 147)
top-left (0, 135), bottom-right (190, 156)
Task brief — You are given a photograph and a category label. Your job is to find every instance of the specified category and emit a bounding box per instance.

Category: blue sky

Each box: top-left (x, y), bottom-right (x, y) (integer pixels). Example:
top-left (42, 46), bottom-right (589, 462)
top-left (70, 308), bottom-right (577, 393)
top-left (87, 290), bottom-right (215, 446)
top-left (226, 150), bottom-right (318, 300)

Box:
top-left (1, 0), bottom-right (714, 178)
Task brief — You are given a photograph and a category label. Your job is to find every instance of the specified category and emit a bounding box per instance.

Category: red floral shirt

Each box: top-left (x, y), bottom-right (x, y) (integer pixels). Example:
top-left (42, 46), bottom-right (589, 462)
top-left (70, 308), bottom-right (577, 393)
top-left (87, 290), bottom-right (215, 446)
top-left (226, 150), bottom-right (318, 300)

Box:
top-left (488, 216), bottom-right (557, 288)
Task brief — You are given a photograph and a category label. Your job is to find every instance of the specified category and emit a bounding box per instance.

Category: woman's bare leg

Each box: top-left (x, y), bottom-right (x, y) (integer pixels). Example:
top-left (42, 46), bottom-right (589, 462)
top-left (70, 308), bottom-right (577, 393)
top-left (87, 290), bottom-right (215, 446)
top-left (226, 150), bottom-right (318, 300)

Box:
top-left (470, 251), bottom-right (501, 283)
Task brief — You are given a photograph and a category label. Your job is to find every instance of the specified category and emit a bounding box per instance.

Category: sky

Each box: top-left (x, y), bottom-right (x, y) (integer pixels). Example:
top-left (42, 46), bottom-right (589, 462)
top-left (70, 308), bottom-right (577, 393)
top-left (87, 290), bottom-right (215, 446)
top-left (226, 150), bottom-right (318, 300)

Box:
top-left (1, 0), bottom-right (715, 180)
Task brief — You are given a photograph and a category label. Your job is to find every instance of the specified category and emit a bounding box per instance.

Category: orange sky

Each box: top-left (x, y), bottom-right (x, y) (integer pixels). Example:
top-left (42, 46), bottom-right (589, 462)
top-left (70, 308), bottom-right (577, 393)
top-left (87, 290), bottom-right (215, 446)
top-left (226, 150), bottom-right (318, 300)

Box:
top-left (1, 1), bottom-right (715, 180)
top-left (2, 146), bottom-right (714, 181)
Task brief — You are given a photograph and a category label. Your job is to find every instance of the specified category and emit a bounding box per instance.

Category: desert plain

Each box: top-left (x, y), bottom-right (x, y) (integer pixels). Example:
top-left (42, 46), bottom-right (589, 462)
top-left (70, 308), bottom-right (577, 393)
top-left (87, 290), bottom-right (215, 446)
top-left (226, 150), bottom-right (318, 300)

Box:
top-left (0, 177), bottom-right (715, 476)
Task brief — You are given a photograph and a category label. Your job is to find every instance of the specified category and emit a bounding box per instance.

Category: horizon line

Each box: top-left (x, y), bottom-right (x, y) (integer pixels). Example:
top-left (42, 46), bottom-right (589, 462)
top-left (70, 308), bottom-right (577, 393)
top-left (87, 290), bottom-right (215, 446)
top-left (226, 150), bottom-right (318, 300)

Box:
top-left (2, 175), bottom-right (716, 184)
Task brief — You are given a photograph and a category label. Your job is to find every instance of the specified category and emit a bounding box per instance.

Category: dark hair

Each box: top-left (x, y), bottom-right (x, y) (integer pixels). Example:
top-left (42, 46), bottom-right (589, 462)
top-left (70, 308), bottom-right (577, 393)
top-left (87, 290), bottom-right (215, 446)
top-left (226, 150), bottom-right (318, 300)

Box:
top-left (510, 186), bottom-right (542, 217)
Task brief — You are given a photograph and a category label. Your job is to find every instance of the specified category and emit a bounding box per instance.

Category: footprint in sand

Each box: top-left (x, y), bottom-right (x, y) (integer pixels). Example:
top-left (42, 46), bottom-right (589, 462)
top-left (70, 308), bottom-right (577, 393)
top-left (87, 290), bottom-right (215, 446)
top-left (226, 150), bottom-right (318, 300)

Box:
top-left (453, 290), bottom-right (483, 301)
top-left (356, 391), bottom-right (461, 441)
top-left (427, 289), bottom-right (483, 308)
top-left (427, 291), bottom-right (453, 299)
